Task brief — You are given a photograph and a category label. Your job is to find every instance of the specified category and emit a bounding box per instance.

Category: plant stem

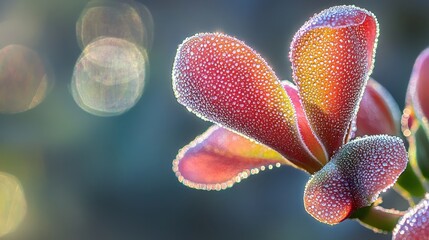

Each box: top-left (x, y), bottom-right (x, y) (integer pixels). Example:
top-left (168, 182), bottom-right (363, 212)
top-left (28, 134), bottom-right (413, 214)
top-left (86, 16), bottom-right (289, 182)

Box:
top-left (349, 206), bottom-right (404, 233)
top-left (395, 162), bottom-right (426, 200)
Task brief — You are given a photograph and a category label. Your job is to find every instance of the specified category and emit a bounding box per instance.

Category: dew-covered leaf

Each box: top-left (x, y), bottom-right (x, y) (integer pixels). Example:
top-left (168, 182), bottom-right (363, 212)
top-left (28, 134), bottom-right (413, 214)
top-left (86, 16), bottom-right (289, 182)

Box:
top-left (173, 125), bottom-right (291, 190)
top-left (290, 5), bottom-right (378, 157)
top-left (173, 33), bottom-right (322, 173)
top-left (304, 135), bottom-right (407, 224)
top-left (393, 195), bottom-right (429, 240)
top-left (282, 81), bottom-right (328, 164)
top-left (406, 48), bottom-right (429, 135)
top-left (304, 163), bottom-right (353, 224)
top-left (355, 79), bottom-right (401, 137)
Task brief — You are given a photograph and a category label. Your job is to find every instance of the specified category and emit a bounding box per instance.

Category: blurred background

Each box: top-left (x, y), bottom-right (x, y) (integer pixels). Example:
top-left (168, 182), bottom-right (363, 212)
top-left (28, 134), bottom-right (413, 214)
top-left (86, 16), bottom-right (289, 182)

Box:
top-left (0, 0), bottom-right (428, 239)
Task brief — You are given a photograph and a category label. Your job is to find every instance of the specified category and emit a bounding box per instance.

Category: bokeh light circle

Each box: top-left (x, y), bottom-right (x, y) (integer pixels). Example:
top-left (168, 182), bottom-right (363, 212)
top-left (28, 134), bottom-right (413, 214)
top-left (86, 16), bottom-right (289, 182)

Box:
top-left (72, 37), bottom-right (147, 116)
top-left (0, 45), bottom-right (50, 114)
top-left (0, 1), bottom-right (45, 49)
top-left (0, 172), bottom-right (27, 237)
top-left (76, 0), bottom-right (154, 50)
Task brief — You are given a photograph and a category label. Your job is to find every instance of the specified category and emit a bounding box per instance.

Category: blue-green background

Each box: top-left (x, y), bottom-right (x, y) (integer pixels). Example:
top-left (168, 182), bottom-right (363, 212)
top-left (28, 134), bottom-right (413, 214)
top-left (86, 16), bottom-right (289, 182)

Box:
top-left (1, 0), bottom-right (429, 239)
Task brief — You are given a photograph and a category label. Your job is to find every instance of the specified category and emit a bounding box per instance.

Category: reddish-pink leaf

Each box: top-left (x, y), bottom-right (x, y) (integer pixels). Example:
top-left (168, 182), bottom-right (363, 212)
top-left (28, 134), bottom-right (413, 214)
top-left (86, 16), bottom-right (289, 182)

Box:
top-left (282, 81), bottom-right (328, 164)
top-left (173, 125), bottom-right (291, 190)
top-left (406, 48), bottom-right (429, 133)
top-left (304, 135), bottom-right (407, 224)
top-left (304, 163), bottom-right (354, 224)
top-left (173, 33), bottom-right (322, 173)
top-left (355, 79), bottom-right (400, 137)
top-left (393, 195), bottom-right (429, 240)
top-left (290, 5), bottom-right (378, 157)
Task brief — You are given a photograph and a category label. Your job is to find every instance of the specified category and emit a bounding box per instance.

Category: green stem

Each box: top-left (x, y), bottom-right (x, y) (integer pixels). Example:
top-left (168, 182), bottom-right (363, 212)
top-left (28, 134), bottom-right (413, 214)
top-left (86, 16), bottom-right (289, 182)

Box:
top-left (349, 206), bottom-right (404, 233)
top-left (395, 162), bottom-right (426, 202)
top-left (413, 126), bottom-right (429, 180)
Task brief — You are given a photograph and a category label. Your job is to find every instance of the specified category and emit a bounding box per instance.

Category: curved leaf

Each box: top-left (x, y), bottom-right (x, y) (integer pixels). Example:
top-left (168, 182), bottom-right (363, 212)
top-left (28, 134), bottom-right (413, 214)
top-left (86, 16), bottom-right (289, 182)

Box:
top-left (173, 33), bottom-right (322, 173)
top-left (282, 81), bottom-right (328, 164)
top-left (356, 79), bottom-right (401, 137)
top-left (393, 195), bottom-right (429, 240)
top-left (407, 48), bottom-right (429, 134)
top-left (290, 5), bottom-right (379, 157)
top-left (304, 135), bottom-right (407, 224)
top-left (173, 125), bottom-right (291, 190)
